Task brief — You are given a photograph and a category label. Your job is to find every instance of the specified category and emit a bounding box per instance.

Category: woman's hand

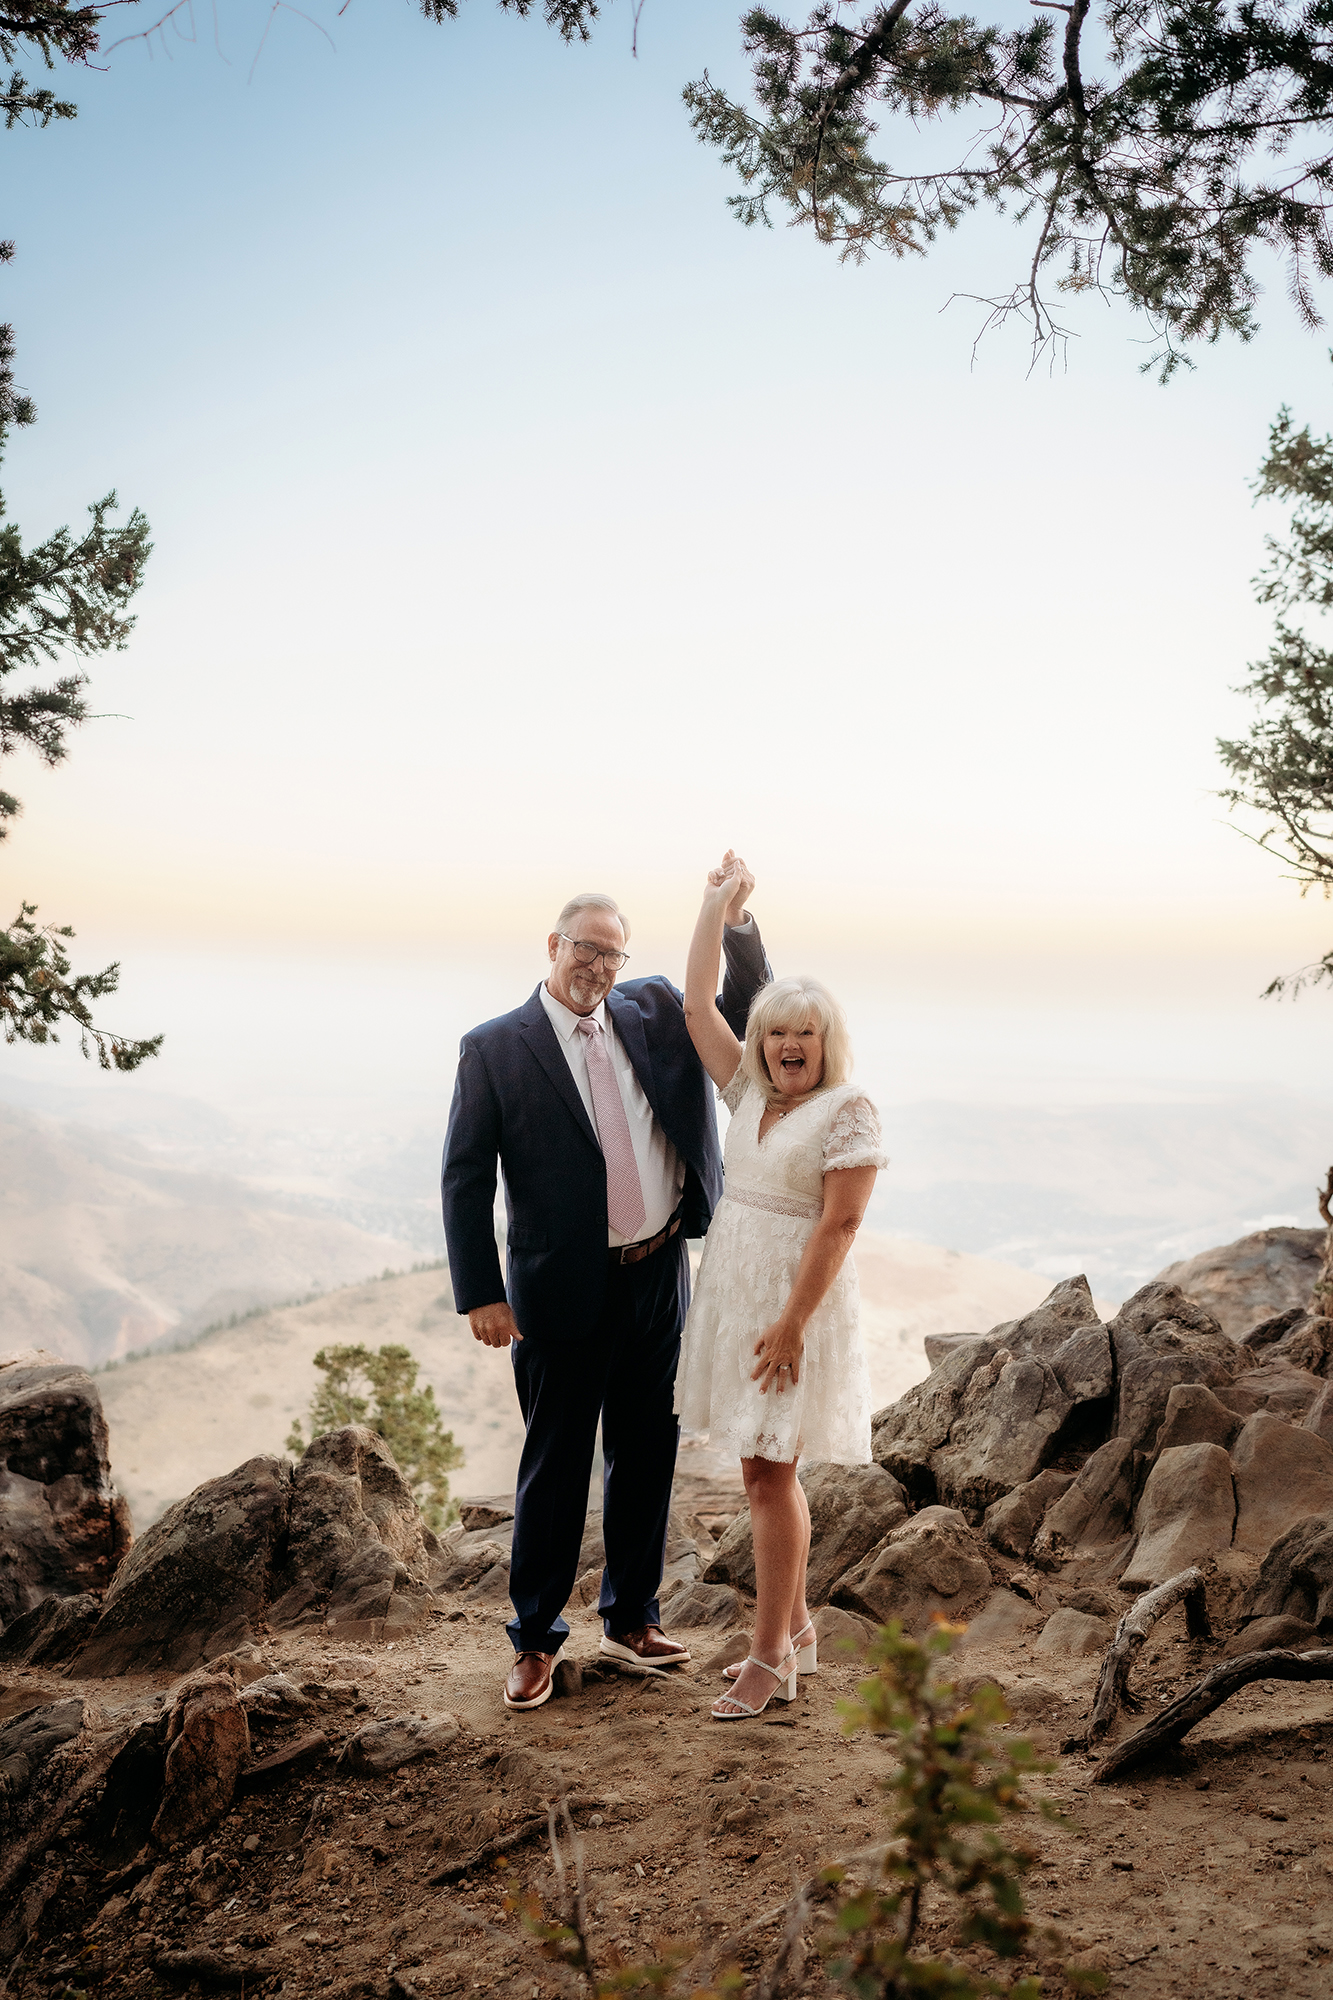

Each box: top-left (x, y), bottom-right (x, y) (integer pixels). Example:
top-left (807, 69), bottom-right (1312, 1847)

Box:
top-left (707, 848), bottom-right (754, 926)
top-left (752, 1315), bottom-right (804, 1393)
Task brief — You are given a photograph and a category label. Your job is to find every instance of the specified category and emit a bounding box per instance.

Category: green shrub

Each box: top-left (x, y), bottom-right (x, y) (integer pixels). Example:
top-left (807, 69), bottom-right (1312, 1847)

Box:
top-left (286, 1341), bottom-right (463, 1531)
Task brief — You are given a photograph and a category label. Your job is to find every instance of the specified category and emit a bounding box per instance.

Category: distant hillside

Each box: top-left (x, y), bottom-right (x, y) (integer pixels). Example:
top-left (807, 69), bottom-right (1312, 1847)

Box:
top-left (0, 1103), bottom-right (423, 1367)
top-left (84, 1232), bottom-right (1058, 1528)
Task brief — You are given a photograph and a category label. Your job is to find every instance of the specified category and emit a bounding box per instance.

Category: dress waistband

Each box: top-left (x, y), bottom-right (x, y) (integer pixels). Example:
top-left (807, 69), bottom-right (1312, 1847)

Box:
top-left (723, 1186), bottom-right (823, 1222)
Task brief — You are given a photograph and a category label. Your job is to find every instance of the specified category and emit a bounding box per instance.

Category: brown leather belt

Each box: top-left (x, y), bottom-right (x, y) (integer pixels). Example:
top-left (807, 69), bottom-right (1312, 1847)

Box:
top-left (609, 1213), bottom-right (682, 1267)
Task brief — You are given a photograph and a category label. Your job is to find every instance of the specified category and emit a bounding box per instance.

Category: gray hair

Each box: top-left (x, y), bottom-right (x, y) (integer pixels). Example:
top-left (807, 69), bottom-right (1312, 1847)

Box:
top-left (553, 892), bottom-right (631, 942)
top-left (741, 975), bottom-right (852, 1106)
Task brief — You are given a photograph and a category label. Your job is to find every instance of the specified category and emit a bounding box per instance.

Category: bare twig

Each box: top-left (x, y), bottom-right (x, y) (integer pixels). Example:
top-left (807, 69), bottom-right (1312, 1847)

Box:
top-left (1093, 1647), bottom-right (1333, 1782)
top-left (428, 1795), bottom-right (607, 1886)
top-left (1085, 1565), bottom-right (1212, 1747)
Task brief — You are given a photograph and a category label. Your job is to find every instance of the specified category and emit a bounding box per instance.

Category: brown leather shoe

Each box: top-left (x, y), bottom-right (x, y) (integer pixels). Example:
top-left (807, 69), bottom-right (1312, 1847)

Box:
top-left (503, 1646), bottom-right (564, 1710)
top-left (599, 1625), bottom-right (691, 1667)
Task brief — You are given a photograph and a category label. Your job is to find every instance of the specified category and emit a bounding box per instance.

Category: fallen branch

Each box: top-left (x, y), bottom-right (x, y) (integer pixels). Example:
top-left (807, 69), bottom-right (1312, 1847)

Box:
top-left (428, 1795), bottom-right (607, 1884)
top-left (1093, 1647), bottom-right (1333, 1782)
top-left (1086, 1565), bottom-right (1211, 1747)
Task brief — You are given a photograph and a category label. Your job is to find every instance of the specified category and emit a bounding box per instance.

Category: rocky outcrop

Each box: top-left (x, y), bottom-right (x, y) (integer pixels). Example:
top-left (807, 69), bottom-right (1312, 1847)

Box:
top-left (1153, 1382), bottom-right (1242, 1456)
top-left (0, 1351), bottom-right (132, 1627)
top-left (1121, 1444), bottom-right (1235, 1588)
top-left (0, 1699), bottom-right (88, 1800)
top-left (1034, 1437), bottom-right (1137, 1555)
top-left (1107, 1284), bottom-right (1245, 1455)
top-left (1240, 1515), bottom-right (1333, 1633)
top-left (831, 1506), bottom-right (992, 1631)
top-left (982, 1469), bottom-right (1074, 1558)
top-left (71, 1426), bottom-right (443, 1676)
top-left (702, 1461), bottom-right (908, 1604)
top-left (152, 1669), bottom-right (250, 1849)
top-left (1230, 1413), bottom-right (1333, 1556)
top-left (1155, 1227), bottom-right (1325, 1340)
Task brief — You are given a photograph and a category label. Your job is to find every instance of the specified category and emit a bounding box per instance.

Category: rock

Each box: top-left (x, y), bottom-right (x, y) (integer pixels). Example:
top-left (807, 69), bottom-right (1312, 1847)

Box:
top-left (465, 1563), bottom-right (513, 1605)
top-left (1221, 1613), bottom-right (1319, 1657)
top-left (1060, 1586), bottom-right (1117, 1616)
top-left (1217, 1359), bottom-right (1323, 1423)
top-left (703, 1630), bottom-right (751, 1672)
top-left (1107, 1284), bottom-right (1244, 1454)
top-left (1241, 1514), bottom-right (1333, 1631)
top-left (0, 1590), bottom-right (101, 1667)
top-left (239, 1730), bottom-right (330, 1788)
top-left (703, 1462), bottom-right (909, 1604)
top-left (322, 1542), bottom-right (413, 1638)
top-left (1121, 1444), bottom-right (1236, 1588)
top-left (872, 1278), bottom-right (1111, 1511)
top-left (1231, 1413), bottom-right (1333, 1555)
top-left (958, 1588), bottom-right (1040, 1648)
top-left (73, 1456), bottom-right (291, 1678)
top-left (923, 1333), bottom-right (987, 1369)
top-left (1153, 1382), bottom-right (1243, 1457)
top-left (553, 1657), bottom-right (583, 1697)
top-left (0, 1352), bottom-right (132, 1625)
top-left (983, 1469), bottom-right (1075, 1557)
top-left (338, 1713), bottom-right (459, 1776)
top-left (0, 1698), bottom-right (87, 1799)
top-left (238, 1673), bottom-right (314, 1717)
top-left (1286, 1317), bottom-right (1333, 1378)
top-left (287, 1426), bottom-right (438, 1636)
top-left (435, 1533), bottom-right (511, 1594)
top-left (1155, 1227), bottom-right (1325, 1341)
top-left (663, 1581), bottom-right (744, 1629)
top-left (832, 1506), bottom-right (992, 1633)
top-left (152, 1670), bottom-right (250, 1849)
top-left (155, 1949), bottom-right (276, 1990)
top-left (812, 1604), bottom-right (876, 1651)
top-left (1035, 1608), bottom-right (1112, 1657)
top-left (1240, 1305), bottom-right (1310, 1353)
top-left (457, 1495), bottom-right (515, 1531)
top-left (1036, 1437), bottom-right (1137, 1554)
top-left (1304, 1379), bottom-right (1333, 1446)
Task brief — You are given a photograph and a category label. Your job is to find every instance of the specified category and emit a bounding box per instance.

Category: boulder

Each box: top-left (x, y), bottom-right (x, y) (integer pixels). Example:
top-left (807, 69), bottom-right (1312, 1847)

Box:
top-left (1155, 1227), bottom-right (1325, 1341)
top-left (1304, 1379), bottom-right (1333, 1447)
top-left (151, 1670), bottom-right (249, 1849)
top-left (812, 1604), bottom-right (876, 1651)
top-left (1216, 1360), bottom-right (1322, 1423)
top-left (1240, 1514), bottom-right (1333, 1631)
top-left (831, 1505), bottom-right (992, 1632)
top-left (71, 1426), bottom-right (444, 1675)
top-left (456, 1496), bottom-right (515, 1531)
top-left (1231, 1414), bottom-right (1333, 1556)
top-left (1221, 1613), bottom-right (1319, 1657)
top-left (959, 1588), bottom-right (1041, 1648)
top-left (0, 1698), bottom-right (87, 1800)
top-left (0, 1352), bottom-right (132, 1625)
top-left (1152, 1383), bottom-right (1242, 1457)
top-left (661, 1581), bottom-right (743, 1629)
top-left (1120, 1444), bottom-right (1236, 1589)
top-left (923, 1334), bottom-right (986, 1369)
top-left (1035, 1608), bottom-right (1112, 1657)
top-left (72, 1456), bottom-right (292, 1678)
top-left (872, 1277), bottom-right (1109, 1510)
top-left (0, 1590), bottom-right (101, 1667)
top-left (1108, 1284), bottom-right (1244, 1454)
top-left (983, 1469), bottom-right (1075, 1558)
top-left (1035, 1437), bottom-right (1137, 1554)
top-left (338, 1714), bottom-right (459, 1776)
top-left (703, 1461), bottom-right (908, 1604)
top-left (1285, 1316), bottom-right (1333, 1378)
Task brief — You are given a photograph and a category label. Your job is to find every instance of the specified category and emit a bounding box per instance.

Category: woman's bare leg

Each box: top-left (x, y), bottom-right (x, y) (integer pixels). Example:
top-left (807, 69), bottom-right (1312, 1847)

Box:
top-left (788, 1469), bottom-right (812, 1640)
top-left (718, 1456), bottom-right (806, 1713)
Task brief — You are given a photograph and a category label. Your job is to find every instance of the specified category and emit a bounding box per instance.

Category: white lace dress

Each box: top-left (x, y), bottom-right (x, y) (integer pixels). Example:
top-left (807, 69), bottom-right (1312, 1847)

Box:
top-left (674, 1075), bottom-right (887, 1464)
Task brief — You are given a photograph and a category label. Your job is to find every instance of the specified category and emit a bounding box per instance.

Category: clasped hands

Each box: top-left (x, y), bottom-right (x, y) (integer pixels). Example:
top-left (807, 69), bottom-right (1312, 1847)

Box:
top-left (707, 847), bottom-right (754, 927)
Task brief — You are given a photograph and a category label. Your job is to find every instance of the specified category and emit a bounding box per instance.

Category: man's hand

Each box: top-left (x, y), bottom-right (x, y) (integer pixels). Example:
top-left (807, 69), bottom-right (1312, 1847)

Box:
top-left (469, 1301), bottom-right (522, 1348)
top-left (707, 848), bottom-right (755, 929)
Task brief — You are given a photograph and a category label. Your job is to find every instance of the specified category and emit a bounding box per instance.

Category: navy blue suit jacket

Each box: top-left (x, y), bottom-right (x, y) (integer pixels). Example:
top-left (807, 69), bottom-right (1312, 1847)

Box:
top-left (440, 925), bottom-right (771, 1343)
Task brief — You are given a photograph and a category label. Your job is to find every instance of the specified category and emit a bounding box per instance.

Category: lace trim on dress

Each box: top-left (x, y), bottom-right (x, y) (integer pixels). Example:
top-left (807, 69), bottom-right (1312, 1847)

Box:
top-left (822, 1094), bottom-right (889, 1174)
top-left (723, 1186), bottom-right (823, 1221)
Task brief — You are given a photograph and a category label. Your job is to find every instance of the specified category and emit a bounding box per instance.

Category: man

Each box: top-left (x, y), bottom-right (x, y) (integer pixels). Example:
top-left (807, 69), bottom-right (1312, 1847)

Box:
top-left (441, 860), bottom-right (770, 1710)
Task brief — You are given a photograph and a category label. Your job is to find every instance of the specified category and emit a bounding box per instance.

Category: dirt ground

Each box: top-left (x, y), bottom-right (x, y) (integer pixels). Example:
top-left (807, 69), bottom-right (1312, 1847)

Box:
top-left (5, 1590), bottom-right (1333, 2000)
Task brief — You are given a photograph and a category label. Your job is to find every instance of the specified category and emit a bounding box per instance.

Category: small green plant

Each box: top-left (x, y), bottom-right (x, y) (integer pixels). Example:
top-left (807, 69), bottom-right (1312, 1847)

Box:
top-left (286, 1341), bottom-right (464, 1531)
top-left (822, 1620), bottom-right (1105, 1999)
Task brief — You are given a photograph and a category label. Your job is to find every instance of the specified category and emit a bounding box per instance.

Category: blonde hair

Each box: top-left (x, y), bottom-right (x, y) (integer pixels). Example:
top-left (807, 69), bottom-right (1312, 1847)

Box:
top-left (741, 975), bottom-right (852, 1106)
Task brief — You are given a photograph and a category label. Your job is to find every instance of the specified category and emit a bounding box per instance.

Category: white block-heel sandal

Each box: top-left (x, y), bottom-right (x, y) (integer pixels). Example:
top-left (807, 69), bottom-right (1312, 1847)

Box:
top-left (724, 1620), bottom-right (818, 1682)
top-left (710, 1650), bottom-right (798, 1721)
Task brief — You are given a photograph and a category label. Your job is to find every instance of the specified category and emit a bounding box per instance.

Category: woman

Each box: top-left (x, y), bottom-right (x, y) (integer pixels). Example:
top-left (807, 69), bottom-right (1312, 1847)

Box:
top-left (677, 859), bottom-right (886, 1721)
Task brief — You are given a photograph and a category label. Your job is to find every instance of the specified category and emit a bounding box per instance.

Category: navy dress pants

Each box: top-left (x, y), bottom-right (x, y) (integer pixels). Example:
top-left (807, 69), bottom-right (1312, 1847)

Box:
top-left (506, 1232), bottom-right (687, 1655)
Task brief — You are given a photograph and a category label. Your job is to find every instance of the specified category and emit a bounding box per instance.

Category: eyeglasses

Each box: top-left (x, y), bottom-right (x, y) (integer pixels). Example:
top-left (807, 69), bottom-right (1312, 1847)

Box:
top-left (558, 934), bottom-right (630, 972)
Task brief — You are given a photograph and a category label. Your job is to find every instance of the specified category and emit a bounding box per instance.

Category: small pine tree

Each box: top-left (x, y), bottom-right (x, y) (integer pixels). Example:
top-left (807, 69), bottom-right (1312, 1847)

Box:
top-left (287, 1341), bottom-right (464, 1531)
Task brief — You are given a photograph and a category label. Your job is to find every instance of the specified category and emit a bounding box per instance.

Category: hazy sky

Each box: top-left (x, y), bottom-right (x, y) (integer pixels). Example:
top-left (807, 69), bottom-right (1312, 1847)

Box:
top-left (5, 0), bottom-right (1333, 1120)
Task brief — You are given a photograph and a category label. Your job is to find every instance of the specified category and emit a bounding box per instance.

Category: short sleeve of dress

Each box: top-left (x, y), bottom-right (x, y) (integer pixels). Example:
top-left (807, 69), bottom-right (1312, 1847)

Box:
top-left (719, 1069), bottom-right (749, 1116)
top-left (823, 1092), bottom-right (888, 1173)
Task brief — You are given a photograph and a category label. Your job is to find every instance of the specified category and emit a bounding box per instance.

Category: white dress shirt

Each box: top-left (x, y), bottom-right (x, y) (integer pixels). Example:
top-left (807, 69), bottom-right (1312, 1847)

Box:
top-left (539, 983), bottom-right (685, 1247)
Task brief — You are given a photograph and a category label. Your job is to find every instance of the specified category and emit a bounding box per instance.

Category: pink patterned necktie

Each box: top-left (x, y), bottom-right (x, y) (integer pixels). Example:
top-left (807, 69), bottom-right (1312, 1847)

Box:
top-left (576, 1016), bottom-right (647, 1241)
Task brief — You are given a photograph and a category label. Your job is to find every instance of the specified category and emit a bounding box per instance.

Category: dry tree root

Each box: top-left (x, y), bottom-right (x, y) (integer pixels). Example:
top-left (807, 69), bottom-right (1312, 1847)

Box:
top-left (1092, 1647), bottom-right (1333, 1782)
top-left (428, 1794), bottom-right (607, 1885)
top-left (1084, 1565), bottom-right (1212, 1748)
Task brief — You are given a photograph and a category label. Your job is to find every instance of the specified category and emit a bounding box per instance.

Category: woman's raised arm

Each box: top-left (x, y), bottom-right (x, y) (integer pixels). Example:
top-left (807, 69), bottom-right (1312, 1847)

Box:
top-left (683, 860), bottom-right (746, 1091)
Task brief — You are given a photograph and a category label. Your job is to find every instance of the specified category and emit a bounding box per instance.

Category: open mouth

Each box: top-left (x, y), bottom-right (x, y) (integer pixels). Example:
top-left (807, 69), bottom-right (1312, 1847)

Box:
top-left (780, 1056), bottom-right (805, 1073)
